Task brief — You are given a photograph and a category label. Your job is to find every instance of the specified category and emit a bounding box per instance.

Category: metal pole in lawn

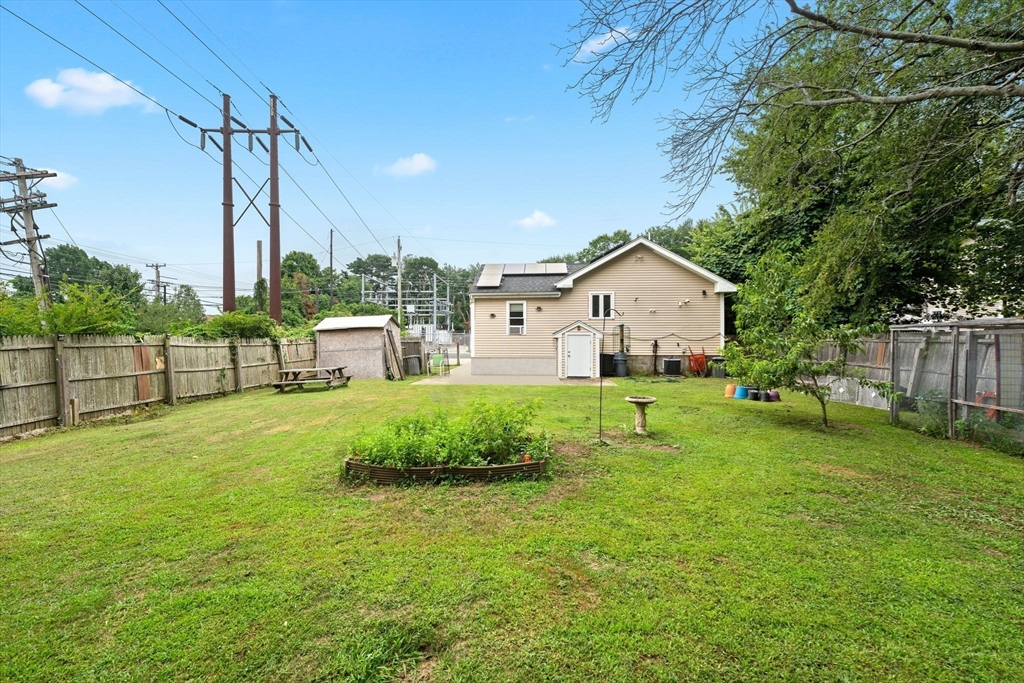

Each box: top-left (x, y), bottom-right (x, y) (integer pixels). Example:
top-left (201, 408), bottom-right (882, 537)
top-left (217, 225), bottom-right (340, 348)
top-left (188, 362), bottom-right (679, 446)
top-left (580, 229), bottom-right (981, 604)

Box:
top-left (598, 308), bottom-right (623, 444)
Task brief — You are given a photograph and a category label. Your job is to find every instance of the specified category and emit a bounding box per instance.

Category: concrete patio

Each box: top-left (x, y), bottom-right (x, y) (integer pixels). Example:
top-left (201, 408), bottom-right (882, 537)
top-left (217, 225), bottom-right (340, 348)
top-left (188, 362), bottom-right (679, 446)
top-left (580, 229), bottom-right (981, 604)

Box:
top-left (411, 357), bottom-right (614, 386)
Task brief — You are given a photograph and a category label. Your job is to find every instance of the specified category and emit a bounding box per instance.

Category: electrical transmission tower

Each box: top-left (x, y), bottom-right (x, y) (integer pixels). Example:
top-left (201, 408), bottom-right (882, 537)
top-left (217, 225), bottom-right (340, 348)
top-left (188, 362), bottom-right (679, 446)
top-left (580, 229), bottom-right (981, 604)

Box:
top-left (194, 93), bottom-right (303, 323)
top-left (0, 157), bottom-right (56, 300)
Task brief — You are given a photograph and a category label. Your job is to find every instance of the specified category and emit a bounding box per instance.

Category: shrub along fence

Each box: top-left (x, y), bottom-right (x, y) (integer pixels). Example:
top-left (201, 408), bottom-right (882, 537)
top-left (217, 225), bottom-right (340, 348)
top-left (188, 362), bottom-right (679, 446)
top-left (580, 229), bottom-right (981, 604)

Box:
top-left (0, 334), bottom-right (315, 438)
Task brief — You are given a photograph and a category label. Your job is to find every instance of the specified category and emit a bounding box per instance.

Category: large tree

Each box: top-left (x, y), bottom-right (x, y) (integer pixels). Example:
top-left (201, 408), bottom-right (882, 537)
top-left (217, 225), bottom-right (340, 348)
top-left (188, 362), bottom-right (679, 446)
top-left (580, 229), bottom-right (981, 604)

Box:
top-left (568, 0), bottom-right (1024, 317)
top-left (347, 254), bottom-right (394, 290)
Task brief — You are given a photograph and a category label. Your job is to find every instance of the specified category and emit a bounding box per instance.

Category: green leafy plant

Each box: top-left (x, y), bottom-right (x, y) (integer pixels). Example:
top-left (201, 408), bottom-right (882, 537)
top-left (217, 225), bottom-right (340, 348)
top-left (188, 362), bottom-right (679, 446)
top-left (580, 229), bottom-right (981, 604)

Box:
top-left (46, 284), bottom-right (135, 335)
top-left (0, 291), bottom-right (45, 336)
top-left (914, 388), bottom-right (950, 438)
top-left (170, 311), bottom-right (279, 340)
top-left (349, 400), bottom-right (549, 469)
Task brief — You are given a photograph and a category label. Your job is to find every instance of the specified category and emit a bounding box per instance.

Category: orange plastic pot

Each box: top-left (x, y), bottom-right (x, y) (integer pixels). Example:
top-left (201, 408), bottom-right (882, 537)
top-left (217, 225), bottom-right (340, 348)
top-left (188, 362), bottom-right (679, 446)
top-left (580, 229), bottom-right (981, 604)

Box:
top-left (725, 383), bottom-right (737, 398)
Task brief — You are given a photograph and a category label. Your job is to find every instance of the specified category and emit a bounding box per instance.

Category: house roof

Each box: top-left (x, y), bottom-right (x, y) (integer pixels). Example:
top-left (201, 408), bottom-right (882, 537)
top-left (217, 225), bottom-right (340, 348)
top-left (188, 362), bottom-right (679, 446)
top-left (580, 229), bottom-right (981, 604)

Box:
top-left (469, 263), bottom-right (587, 296)
top-left (314, 315), bottom-right (395, 331)
top-left (552, 237), bottom-right (737, 293)
top-left (468, 237), bottom-right (737, 297)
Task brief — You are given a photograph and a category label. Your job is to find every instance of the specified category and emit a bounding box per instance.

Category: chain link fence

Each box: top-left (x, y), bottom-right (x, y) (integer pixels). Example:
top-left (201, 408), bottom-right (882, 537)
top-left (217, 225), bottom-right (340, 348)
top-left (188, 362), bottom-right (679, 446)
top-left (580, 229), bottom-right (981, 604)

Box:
top-left (892, 319), bottom-right (1024, 454)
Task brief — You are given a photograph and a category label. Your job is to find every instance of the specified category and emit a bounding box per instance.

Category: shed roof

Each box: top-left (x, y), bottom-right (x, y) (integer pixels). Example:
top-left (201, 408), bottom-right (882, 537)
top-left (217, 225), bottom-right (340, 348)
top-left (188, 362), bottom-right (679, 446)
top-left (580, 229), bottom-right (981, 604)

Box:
top-left (314, 315), bottom-right (395, 331)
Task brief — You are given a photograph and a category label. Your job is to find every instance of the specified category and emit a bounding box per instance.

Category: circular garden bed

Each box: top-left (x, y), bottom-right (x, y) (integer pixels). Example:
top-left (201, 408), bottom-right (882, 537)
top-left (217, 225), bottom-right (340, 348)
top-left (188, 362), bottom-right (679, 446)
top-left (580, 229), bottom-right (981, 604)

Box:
top-left (342, 399), bottom-right (551, 485)
top-left (344, 458), bottom-right (547, 485)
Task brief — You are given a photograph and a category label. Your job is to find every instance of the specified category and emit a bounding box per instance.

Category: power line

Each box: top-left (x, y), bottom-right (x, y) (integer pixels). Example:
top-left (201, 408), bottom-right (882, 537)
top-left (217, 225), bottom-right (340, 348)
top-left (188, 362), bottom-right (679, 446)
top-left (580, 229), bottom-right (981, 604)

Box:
top-left (180, 0), bottom-right (273, 94)
top-left (162, 1), bottom-right (394, 258)
top-left (277, 99), bottom-right (439, 260)
top-left (72, 0), bottom-right (220, 111)
top-left (278, 163), bottom-right (362, 257)
top-left (156, 0), bottom-right (267, 104)
top-left (109, 0), bottom-right (225, 96)
top-left (48, 209), bottom-right (77, 247)
top-left (0, 4), bottom-right (191, 120)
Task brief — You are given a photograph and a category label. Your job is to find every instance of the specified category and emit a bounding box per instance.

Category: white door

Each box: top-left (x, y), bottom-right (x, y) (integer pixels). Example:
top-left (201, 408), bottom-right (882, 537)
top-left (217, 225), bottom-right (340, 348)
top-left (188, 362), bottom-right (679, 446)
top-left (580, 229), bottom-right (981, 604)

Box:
top-left (566, 333), bottom-right (593, 378)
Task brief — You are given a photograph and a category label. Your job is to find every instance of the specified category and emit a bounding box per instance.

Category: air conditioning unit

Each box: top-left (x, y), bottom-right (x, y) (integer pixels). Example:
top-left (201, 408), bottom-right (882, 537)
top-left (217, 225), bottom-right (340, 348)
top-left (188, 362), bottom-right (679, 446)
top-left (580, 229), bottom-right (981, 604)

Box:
top-left (509, 326), bottom-right (524, 335)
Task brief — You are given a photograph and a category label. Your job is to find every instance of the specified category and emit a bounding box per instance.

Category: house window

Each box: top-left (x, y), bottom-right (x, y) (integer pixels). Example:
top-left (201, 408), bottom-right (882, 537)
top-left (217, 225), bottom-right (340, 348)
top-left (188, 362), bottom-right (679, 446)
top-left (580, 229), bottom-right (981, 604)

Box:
top-left (590, 292), bottom-right (614, 319)
top-left (508, 301), bottom-right (525, 335)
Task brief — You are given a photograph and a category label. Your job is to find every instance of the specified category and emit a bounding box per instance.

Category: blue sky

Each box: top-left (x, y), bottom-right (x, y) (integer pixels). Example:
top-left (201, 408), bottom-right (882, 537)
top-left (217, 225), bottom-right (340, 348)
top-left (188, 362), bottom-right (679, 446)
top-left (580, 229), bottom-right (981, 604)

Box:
top-left (1, 0), bottom-right (737, 305)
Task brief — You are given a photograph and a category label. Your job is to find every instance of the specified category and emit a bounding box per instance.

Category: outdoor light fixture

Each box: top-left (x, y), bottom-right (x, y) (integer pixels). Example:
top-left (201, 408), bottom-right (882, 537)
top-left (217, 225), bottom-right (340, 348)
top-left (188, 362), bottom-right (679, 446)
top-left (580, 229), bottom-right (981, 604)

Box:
top-left (489, 313), bottom-right (496, 318)
top-left (702, 290), bottom-right (707, 296)
top-left (536, 306), bottom-right (542, 311)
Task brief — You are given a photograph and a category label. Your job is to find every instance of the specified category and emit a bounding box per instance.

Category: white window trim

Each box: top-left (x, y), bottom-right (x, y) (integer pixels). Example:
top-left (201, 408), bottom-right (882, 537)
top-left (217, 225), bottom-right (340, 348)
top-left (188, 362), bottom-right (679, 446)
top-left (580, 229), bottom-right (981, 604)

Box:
top-left (507, 300), bottom-right (526, 335)
top-left (588, 292), bottom-right (615, 320)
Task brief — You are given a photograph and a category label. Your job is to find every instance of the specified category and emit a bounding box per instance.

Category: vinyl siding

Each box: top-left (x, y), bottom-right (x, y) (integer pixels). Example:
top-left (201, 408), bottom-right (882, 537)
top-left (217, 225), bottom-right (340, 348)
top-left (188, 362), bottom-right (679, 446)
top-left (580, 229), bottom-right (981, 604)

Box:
top-left (472, 244), bottom-right (724, 359)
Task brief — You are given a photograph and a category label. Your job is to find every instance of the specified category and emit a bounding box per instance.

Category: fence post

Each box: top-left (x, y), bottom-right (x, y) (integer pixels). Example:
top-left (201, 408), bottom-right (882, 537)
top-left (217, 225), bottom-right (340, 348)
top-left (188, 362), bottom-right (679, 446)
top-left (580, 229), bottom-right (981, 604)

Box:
top-left (948, 326), bottom-right (959, 439)
top-left (53, 334), bottom-right (69, 426)
top-left (275, 340), bottom-right (286, 373)
top-left (889, 328), bottom-right (897, 422)
top-left (231, 339), bottom-right (244, 393)
top-left (164, 334), bottom-right (177, 406)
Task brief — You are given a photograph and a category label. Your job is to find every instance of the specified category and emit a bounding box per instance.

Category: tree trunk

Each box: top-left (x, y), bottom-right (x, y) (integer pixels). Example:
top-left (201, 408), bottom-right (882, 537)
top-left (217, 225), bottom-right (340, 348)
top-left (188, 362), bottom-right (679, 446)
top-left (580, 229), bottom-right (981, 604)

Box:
top-left (817, 395), bottom-right (829, 427)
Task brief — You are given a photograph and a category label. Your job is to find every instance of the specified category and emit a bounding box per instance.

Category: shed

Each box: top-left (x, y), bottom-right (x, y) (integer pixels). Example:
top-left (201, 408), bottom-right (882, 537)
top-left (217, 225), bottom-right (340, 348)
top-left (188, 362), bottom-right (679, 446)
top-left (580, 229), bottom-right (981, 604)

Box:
top-left (314, 315), bottom-right (404, 380)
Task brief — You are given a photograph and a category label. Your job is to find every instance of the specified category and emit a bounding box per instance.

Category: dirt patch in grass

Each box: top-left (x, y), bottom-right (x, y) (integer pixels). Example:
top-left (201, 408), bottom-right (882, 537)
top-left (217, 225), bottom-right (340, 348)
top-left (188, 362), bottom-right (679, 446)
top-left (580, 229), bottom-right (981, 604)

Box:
top-left (801, 461), bottom-right (873, 479)
top-left (787, 513), bottom-right (841, 529)
top-left (598, 429), bottom-right (680, 453)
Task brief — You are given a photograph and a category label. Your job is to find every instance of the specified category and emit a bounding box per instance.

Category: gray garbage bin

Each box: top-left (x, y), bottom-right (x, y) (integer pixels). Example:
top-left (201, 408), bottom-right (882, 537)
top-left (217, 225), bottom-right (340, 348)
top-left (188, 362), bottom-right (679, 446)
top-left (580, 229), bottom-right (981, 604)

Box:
top-left (404, 355), bottom-right (421, 376)
top-left (613, 351), bottom-right (628, 377)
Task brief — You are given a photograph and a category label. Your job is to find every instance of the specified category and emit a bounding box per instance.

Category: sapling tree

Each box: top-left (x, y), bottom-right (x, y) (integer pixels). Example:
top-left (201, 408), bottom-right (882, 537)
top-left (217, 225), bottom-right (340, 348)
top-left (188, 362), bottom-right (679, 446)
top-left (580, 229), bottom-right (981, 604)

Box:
top-left (723, 251), bottom-right (888, 426)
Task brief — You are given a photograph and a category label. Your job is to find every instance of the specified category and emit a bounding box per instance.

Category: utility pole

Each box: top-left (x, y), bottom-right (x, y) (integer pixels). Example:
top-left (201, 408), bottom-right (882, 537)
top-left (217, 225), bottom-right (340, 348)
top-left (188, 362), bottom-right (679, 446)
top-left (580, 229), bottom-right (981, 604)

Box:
top-left (395, 237), bottom-right (402, 329)
top-left (221, 94), bottom-right (234, 312)
top-left (0, 158), bottom-right (56, 300)
top-left (147, 263), bottom-right (166, 302)
top-left (432, 272), bottom-right (438, 335)
top-left (197, 92), bottom-right (300, 322)
top-left (256, 240), bottom-right (263, 281)
top-left (329, 228), bottom-right (334, 306)
top-left (268, 94), bottom-right (282, 323)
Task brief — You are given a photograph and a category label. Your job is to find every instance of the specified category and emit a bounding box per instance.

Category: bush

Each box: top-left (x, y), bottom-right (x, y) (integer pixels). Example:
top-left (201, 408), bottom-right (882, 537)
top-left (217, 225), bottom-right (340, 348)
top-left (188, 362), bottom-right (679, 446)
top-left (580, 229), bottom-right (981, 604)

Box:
top-left (349, 400), bottom-right (549, 468)
top-left (170, 311), bottom-right (279, 340)
top-left (0, 291), bottom-right (44, 336)
top-left (46, 284), bottom-right (135, 335)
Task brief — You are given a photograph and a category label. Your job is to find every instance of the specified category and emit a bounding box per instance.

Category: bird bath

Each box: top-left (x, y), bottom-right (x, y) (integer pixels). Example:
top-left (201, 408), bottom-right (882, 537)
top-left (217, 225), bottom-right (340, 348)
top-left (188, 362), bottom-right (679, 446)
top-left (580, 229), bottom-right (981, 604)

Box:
top-left (624, 396), bottom-right (657, 435)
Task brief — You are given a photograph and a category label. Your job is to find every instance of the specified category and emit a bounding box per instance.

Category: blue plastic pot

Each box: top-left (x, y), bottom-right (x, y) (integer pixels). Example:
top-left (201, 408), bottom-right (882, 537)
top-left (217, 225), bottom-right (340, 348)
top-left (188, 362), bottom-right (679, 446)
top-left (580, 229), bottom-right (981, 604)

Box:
top-left (733, 386), bottom-right (748, 400)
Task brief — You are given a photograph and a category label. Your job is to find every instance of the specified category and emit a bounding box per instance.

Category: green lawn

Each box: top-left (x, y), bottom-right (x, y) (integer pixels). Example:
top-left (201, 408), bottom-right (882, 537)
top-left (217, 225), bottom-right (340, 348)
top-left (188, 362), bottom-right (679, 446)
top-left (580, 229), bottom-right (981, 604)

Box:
top-left (2, 378), bottom-right (1022, 682)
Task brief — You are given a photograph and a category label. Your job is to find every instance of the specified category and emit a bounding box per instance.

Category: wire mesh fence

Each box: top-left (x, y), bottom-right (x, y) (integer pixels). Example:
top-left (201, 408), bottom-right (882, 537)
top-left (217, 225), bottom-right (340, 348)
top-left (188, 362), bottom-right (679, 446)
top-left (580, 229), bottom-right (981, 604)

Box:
top-left (892, 319), bottom-right (1024, 454)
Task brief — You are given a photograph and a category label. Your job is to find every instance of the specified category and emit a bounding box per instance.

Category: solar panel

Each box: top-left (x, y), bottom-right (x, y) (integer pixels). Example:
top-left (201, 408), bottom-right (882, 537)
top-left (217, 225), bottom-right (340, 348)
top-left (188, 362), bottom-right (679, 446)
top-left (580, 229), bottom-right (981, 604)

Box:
top-left (503, 263), bottom-right (525, 275)
top-left (477, 264), bottom-right (503, 287)
top-left (524, 263), bottom-right (546, 274)
top-left (545, 263), bottom-right (568, 274)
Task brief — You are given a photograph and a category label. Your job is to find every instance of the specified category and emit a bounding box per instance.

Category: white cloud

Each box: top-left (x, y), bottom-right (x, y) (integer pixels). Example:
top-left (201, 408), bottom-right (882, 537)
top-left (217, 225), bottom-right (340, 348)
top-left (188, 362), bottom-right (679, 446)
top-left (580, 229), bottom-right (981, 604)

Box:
top-left (574, 26), bottom-right (632, 63)
top-left (25, 68), bottom-right (151, 114)
top-left (504, 115), bottom-right (535, 123)
top-left (381, 153), bottom-right (437, 178)
top-left (516, 210), bottom-right (556, 230)
top-left (40, 171), bottom-right (79, 191)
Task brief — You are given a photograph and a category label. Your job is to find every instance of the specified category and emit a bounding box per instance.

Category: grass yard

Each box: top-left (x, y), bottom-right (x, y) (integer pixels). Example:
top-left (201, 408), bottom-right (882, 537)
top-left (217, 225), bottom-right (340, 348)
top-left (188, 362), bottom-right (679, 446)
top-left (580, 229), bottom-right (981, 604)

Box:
top-left (2, 378), bottom-right (1023, 682)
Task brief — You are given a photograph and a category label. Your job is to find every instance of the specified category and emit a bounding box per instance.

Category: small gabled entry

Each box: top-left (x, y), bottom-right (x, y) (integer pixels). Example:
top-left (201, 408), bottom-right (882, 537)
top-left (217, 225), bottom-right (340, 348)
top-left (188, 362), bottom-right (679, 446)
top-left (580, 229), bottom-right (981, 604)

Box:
top-left (553, 321), bottom-right (604, 379)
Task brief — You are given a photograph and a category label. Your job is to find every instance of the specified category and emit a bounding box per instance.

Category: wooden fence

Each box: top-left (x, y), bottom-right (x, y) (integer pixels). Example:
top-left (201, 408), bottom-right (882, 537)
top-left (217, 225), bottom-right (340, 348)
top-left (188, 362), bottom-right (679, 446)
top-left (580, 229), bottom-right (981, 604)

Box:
top-left (1, 335), bottom-right (315, 438)
top-left (817, 337), bottom-right (891, 410)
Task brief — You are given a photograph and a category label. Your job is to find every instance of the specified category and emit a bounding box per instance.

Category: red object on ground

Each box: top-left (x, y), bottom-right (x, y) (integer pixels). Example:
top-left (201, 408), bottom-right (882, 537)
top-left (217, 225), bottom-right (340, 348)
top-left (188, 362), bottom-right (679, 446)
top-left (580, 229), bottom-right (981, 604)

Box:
top-left (687, 346), bottom-right (708, 376)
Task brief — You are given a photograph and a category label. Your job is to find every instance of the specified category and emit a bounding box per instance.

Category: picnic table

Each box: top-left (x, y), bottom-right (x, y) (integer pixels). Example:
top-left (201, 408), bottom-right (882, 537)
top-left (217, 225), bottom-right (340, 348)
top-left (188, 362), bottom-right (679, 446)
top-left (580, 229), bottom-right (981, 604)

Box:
top-left (273, 366), bottom-right (350, 392)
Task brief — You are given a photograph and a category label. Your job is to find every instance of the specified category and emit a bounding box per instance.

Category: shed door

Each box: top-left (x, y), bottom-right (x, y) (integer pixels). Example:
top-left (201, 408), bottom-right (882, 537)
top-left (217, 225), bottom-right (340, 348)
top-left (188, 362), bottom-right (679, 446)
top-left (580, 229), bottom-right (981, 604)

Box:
top-left (566, 333), bottom-right (593, 378)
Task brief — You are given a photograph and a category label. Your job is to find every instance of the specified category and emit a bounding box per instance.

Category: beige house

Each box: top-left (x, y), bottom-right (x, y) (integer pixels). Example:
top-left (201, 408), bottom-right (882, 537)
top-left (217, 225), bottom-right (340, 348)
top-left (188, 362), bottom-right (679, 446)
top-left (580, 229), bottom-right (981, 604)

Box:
top-left (469, 237), bottom-right (736, 377)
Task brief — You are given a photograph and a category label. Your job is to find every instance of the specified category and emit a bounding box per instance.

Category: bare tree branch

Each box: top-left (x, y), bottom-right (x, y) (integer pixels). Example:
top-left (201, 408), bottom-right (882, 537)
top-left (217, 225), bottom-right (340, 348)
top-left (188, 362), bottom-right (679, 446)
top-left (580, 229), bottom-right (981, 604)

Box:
top-left (784, 0), bottom-right (1024, 53)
